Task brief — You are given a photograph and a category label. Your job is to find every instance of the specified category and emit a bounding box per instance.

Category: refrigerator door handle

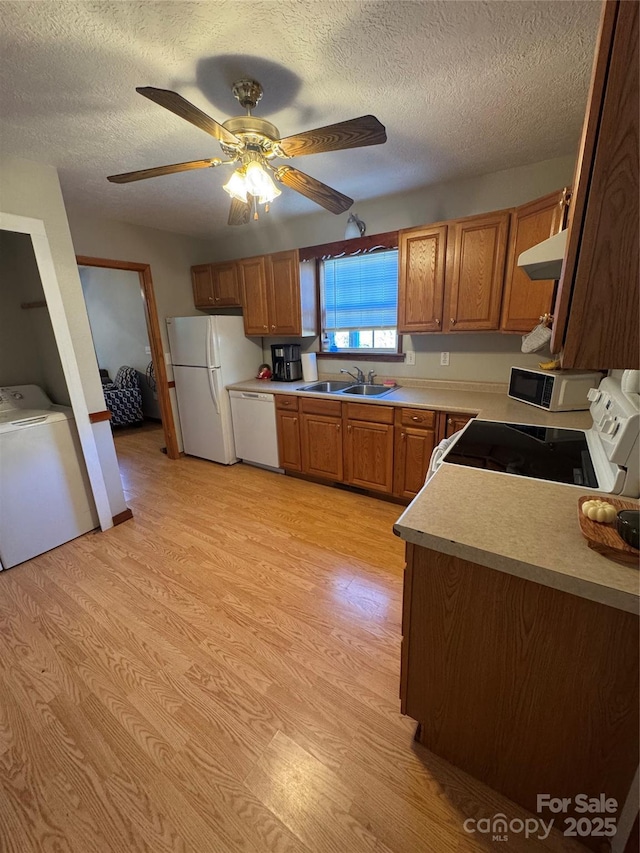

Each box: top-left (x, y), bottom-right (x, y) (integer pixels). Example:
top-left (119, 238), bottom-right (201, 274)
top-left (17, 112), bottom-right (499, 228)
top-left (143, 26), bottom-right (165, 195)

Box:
top-left (205, 318), bottom-right (212, 368)
top-left (208, 368), bottom-right (221, 415)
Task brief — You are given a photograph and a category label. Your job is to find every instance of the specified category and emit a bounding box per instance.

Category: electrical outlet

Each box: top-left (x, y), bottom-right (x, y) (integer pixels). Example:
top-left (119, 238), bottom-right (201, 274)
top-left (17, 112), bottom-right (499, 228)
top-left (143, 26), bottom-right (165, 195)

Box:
top-left (405, 350), bottom-right (416, 366)
top-left (145, 346), bottom-right (151, 355)
top-left (440, 351), bottom-right (450, 366)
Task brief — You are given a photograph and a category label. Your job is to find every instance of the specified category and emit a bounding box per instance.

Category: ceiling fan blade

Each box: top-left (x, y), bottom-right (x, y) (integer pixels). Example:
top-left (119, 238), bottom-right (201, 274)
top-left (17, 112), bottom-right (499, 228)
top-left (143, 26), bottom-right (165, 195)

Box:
top-left (136, 87), bottom-right (240, 146)
top-left (107, 159), bottom-right (221, 183)
top-left (275, 166), bottom-right (353, 214)
top-left (228, 197), bottom-right (251, 226)
top-left (278, 115), bottom-right (386, 158)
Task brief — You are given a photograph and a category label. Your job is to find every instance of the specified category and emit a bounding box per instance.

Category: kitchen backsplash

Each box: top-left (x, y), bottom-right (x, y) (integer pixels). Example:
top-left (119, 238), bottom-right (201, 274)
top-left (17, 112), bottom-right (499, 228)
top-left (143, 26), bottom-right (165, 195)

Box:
top-left (260, 333), bottom-right (550, 385)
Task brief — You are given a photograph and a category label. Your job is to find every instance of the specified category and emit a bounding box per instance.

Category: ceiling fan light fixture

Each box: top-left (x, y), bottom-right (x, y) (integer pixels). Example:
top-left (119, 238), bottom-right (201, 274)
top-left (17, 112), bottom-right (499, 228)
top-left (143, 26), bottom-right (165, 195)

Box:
top-left (222, 168), bottom-right (249, 203)
top-left (244, 160), bottom-right (281, 204)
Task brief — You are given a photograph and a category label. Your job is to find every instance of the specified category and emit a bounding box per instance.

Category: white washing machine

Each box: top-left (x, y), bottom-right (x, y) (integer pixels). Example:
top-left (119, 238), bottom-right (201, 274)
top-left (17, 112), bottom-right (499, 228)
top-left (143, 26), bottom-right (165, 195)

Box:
top-left (0, 385), bottom-right (99, 569)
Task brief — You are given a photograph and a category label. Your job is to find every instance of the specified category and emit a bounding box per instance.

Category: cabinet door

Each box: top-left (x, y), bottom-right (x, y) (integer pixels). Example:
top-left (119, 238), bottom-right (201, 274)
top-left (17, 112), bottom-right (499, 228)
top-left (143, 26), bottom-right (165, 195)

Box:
top-left (300, 414), bottom-right (343, 481)
top-left (394, 427), bottom-right (436, 499)
top-left (398, 226), bottom-right (447, 332)
top-left (441, 412), bottom-right (474, 440)
top-left (239, 257), bottom-right (270, 336)
top-left (501, 191), bottom-right (567, 332)
top-left (552, 0), bottom-right (638, 369)
top-left (267, 250), bottom-right (301, 335)
top-left (191, 264), bottom-right (214, 309)
top-left (445, 212), bottom-right (509, 331)
top-left (345, 420), bottom-right (394, 493)
top-left (211, 261), bottom-right (241, 307)
top-left (276, 410), bottom-right (301, 471)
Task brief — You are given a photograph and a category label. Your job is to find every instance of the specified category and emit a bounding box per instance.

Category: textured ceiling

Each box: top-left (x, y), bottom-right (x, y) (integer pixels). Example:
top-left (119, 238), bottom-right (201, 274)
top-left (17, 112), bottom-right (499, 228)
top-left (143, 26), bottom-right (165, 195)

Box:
top-left (0, 1), bottom-right (601, 239)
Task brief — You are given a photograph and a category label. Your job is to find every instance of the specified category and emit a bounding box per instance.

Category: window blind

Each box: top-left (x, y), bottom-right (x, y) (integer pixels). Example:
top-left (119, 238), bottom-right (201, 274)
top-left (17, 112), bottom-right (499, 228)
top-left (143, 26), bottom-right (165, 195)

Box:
top-left (321, 249), bottom-right (398, 332)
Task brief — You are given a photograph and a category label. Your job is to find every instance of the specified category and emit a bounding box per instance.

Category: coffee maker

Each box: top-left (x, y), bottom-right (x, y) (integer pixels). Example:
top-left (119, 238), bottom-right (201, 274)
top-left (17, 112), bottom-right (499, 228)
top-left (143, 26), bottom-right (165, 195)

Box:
top-left (271, 344), bottom-right (302, 382)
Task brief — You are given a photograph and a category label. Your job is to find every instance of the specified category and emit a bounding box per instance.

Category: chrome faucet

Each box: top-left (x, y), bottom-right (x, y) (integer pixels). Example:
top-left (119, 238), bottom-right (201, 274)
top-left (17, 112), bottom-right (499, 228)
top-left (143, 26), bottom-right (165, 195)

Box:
top-left (340, 366), bottom-right (366, 384)
top-left (367, 370), bottom-right (376, 384)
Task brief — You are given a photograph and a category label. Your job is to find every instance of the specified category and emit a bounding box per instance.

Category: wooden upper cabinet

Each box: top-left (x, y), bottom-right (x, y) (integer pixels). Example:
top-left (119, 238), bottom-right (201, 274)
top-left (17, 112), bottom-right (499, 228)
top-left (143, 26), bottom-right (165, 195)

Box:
top-left (211, 261), bottom-right (241, 307)
top-left (191, 264), bottom-right (215, 309)
top-left (552, 0), bottom-right (639, 369)
top-left (445, 212), bottom-right (510, 332)
top-left (238, 256), bottom-right (270, 335)
top-left (240, 249), bottom-right (317, 337)
top-left (500, 190), bottom-right (567, 332)
top-left (398, 226), bottom-right (447, 332)
top-left (192, 261), bottom-right (242, 309)
top-left (267, 250), bottom-right (302, 335)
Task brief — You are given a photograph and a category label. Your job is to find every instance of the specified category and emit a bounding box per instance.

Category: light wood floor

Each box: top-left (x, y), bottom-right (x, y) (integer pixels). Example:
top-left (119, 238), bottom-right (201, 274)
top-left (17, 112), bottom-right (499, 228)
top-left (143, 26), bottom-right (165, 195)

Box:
top-left (0, 425), bottom-right (586, 853)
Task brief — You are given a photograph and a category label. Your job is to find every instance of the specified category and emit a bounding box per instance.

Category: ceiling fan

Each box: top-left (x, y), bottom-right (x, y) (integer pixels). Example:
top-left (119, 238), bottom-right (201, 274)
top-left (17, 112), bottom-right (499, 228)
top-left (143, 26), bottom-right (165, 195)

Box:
top-left (107, 80), bottom-right (387, 226)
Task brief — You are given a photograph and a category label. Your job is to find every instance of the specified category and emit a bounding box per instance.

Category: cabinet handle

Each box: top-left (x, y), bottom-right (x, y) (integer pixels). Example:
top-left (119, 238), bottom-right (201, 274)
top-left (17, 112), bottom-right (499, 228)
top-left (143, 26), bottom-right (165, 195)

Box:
top-left (448, 418), bottom-right (453, 426)
top-left (401, 432), bottom-right (406, 440)
top-left (336, 423), bottom-right (341, 431)
top-left (208, 296), bottom-right (214, 302)
top-left (263, 325), bottom-right (268, 330)
top-left (271, 324), bottom-right (276, 330)
top-left (215, 296), bottom-right (220, 301)
top-left (411, 416), bottom-right (422, 422)
top-left (450, 318), bottom-right (456, 325)
top-left (293, 417), bottom-right (297, 424)
top-left (347, 424), bottom-right (351, 433)
top-left (282, 400), bottom-right (290, 406)
top-left (435, 318), bottom-right (440, 325)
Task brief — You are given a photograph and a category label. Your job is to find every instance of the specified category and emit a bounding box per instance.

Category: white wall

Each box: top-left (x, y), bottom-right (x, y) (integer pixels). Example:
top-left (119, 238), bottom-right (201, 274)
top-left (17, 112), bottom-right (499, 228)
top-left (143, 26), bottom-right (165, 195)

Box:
top-left (203, 154), bottom-right (576, 260)
top-left (65, 210), bottom-right (212, 446)
top-left (244, 154), bottom-right (577, 385)
top-left (0, 230), bottom-right (70, 402)
top-left (79, 266), bottom-right (160, 418)
top-left (0, 154), bottom-right (126, 523)
top-left (66, 211), bottom-right (211, 353)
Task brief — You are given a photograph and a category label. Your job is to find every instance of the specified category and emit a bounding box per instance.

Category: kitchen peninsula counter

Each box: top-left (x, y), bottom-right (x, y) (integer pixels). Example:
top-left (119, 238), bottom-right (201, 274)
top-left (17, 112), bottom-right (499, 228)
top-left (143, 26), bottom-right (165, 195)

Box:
top-left (395, 463), bottom-right (639, 614)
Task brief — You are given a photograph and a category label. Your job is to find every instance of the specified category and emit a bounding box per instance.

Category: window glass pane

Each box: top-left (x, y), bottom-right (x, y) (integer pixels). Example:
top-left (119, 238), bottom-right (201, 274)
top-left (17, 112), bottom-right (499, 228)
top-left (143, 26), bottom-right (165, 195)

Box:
top-left (321, 249), bottom-right (398, 351)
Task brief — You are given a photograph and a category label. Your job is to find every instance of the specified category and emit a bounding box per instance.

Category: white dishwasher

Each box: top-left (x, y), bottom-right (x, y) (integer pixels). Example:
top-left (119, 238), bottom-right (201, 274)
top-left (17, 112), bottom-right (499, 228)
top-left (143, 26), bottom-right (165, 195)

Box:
top-left (229, 390), bottom-right (282, 471)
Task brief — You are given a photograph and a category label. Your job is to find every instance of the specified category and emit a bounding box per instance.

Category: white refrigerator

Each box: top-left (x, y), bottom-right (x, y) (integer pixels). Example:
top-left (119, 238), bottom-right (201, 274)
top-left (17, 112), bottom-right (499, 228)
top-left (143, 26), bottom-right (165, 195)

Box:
top-left (167, 315), bottom-right (262, 464)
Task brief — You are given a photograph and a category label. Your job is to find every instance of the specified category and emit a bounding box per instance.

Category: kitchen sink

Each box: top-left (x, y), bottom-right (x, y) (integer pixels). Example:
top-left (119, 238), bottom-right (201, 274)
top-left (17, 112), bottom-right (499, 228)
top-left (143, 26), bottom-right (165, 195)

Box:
top-left (299, 381), bottom-right (398, 398)
top-left (342, 384), bottom-right (396, 397)
top-left (301, 380), bottom-right (354, 393)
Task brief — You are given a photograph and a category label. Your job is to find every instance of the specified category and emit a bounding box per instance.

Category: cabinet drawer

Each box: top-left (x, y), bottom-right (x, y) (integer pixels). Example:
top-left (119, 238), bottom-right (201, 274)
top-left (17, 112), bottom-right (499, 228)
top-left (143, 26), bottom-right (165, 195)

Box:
top-left (399, 408), bottom-right (436, 429)
top-left (301, 397), bottom-right (342, 418)
top-left (345, 403), bottom-right (394, 424)
top-left (275, 395), bottom-right (299, 412)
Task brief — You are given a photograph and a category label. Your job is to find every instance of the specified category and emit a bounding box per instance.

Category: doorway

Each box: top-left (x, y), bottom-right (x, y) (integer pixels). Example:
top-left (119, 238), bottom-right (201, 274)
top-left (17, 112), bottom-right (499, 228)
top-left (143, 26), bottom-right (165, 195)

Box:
top-left (76, 256), bottom-right (179, 460)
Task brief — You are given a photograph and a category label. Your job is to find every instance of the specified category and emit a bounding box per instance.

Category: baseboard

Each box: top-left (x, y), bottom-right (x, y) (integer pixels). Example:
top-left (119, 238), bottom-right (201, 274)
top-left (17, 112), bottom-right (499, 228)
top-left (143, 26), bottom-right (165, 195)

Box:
top-left (112, 508), bottom-right (133, 526)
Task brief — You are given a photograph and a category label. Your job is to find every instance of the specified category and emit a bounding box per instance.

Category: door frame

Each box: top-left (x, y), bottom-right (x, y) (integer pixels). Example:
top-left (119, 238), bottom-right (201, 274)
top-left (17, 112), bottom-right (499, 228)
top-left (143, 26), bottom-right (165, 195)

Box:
top-left (0, 212), bottom-right (114, 529)
top-left (76, 255), bottom-right (180, 459)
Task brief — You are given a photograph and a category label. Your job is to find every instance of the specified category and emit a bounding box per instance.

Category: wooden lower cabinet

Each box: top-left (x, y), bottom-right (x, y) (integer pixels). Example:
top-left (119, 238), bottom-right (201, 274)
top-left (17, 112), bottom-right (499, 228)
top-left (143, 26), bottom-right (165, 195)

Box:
top-left (345, 404), bottom-right (394, 494)
top-left (393, 407), bottom-right (437, 499)
top-left (300, 398), bottom-right (343, 481)
top-left (401, 543), bottom-right (639, 853)
top-left (440, 411), bottom-right (475, 440)
top-left (274, 396), bottom-right (475, 499)
top-left (275, 395), bottom-right (301, 472)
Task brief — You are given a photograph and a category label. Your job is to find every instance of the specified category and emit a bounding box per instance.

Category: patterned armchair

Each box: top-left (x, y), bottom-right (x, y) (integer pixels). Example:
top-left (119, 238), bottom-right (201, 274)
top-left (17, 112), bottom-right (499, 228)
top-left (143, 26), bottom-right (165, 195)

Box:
top-left (103, 366), bottom-right (144, 427)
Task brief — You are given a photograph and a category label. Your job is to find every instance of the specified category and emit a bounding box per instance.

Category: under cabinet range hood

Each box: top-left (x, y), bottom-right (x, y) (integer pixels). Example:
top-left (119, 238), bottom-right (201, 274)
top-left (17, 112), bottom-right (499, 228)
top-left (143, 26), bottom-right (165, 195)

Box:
top-left (517, 229), bottom-right (568, 280)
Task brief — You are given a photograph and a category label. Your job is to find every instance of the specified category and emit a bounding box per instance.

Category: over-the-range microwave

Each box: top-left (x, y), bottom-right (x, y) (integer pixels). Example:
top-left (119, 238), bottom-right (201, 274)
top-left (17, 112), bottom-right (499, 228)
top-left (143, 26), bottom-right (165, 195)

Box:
top-left (508, 367), bottom-right (604, 411)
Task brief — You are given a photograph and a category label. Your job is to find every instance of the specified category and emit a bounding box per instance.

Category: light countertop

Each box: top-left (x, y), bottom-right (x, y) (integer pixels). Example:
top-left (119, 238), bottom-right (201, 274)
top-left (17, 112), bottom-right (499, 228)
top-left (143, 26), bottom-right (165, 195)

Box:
top-left (228, 375), bottom-right (638, 614)
top-left (226, 377), bottom-right (593, 429)
top-left (394, 464), bottom-right (639, 614)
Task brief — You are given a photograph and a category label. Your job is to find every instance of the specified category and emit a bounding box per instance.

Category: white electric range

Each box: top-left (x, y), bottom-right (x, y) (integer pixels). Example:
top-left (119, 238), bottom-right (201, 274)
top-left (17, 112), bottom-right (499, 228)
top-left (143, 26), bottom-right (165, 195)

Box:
top-left (441, 370), bottom-right (640, 497)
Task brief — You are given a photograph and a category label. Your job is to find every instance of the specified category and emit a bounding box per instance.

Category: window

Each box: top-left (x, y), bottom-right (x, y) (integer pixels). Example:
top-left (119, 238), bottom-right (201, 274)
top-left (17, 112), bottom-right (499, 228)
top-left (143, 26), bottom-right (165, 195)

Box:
top-left (320, 249), bottom-right (399, 353)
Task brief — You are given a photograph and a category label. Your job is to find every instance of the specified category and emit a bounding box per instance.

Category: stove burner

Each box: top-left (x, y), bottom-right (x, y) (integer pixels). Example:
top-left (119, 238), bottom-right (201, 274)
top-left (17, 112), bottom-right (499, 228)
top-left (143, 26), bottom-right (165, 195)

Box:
top-left (444, 421), bottom-right (598, 488)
